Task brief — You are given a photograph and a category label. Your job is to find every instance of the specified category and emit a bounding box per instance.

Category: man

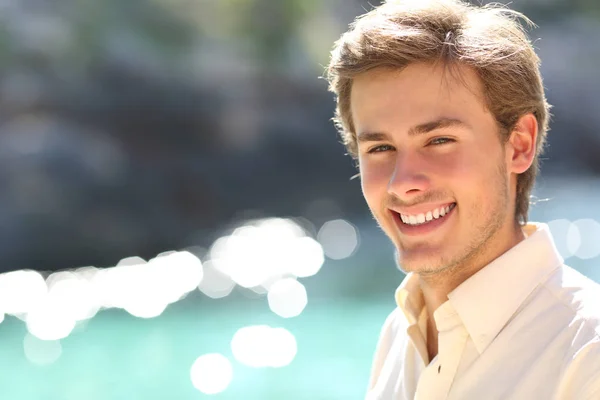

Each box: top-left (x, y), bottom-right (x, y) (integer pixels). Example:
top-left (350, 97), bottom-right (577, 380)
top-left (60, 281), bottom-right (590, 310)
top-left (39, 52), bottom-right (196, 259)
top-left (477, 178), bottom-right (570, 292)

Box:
top-left (325, 0), bottom-right (600, 399)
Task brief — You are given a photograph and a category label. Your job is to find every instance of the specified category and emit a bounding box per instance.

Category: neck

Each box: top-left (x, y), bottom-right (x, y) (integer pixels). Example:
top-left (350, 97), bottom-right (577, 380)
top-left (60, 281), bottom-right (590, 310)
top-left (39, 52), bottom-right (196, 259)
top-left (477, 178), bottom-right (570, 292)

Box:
top-left (419, 221), bottom-right (526, 360)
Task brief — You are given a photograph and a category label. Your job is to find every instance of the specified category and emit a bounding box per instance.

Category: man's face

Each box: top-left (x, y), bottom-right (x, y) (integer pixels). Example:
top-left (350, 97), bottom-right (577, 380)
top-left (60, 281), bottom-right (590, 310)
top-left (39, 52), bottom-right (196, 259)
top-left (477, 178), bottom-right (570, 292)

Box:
top-left (351, 63), bottom-right (515, 275)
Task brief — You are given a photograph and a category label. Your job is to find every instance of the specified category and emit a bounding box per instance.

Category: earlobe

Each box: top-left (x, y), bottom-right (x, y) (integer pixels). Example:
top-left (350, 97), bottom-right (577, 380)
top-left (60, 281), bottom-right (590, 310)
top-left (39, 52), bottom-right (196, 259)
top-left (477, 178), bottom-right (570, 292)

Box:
top-left (508, 113), bottom-right (538, 174)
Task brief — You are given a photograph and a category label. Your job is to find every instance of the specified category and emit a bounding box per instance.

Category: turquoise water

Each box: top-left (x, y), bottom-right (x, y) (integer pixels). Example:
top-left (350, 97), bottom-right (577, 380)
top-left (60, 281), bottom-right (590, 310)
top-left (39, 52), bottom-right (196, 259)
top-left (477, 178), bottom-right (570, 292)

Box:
top-left (0, 293), bottom-right (392, 400)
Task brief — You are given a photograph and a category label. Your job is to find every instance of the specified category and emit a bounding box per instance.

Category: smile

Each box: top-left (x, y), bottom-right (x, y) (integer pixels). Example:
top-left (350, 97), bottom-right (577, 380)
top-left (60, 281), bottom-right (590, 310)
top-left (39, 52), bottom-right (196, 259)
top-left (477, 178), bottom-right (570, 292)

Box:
top-left (400, 203), bottom-right (456, 226)
top-left (390, 202), bottom-right (457, 237)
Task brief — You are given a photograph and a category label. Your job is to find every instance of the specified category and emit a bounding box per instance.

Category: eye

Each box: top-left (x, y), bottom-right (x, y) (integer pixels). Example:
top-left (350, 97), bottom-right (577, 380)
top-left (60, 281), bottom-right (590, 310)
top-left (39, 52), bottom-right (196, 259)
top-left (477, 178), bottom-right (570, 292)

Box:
top-left (367, 144), bottom-right (395, 154)
top-left (429, 137), bottom-right (454, 146)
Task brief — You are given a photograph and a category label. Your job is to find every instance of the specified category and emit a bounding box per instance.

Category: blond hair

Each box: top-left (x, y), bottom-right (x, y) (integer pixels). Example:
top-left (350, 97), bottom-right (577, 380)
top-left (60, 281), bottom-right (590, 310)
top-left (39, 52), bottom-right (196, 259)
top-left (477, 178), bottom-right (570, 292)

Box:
top-left (326, 0), bottom-right (550, 224)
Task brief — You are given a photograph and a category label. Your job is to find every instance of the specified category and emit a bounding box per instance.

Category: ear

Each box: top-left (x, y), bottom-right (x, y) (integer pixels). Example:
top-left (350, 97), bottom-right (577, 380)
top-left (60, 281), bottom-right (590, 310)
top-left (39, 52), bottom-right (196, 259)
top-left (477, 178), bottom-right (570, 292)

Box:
top-left (507, 113), bottom-right (538, 174)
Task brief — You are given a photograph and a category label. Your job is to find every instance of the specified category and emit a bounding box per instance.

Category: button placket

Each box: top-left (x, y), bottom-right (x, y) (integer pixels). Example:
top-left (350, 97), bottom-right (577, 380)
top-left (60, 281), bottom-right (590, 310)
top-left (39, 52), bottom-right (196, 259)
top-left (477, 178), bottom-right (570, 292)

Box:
top-left (415, 325), bottom-right (469, 400)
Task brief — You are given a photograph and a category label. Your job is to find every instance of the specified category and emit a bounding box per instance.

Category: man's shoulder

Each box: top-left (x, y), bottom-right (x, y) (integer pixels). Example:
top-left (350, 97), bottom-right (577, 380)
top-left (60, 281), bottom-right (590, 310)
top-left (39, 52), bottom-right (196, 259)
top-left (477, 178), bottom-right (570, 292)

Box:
top-left (542, 264), bottom-right (600, 338)
top-left (544, 267), bottom-right (600, 400)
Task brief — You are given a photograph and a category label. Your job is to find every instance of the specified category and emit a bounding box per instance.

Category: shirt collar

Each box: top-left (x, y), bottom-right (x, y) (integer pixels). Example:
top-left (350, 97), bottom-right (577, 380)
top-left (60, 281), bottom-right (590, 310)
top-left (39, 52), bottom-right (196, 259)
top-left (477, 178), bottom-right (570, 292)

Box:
top-left (395, 270), bottom-right (424, 327)
top-left (395, 270), bottom-right (429, 364)
top-left (448, 222), bottom-right (563, 353)
top-left (394, 223), bottom-right (563, 354)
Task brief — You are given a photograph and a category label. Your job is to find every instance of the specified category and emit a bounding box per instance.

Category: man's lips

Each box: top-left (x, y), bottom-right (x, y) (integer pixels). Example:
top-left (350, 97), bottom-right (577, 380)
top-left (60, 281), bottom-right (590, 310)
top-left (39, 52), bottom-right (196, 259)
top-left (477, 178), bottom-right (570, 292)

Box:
top-left (390, 203), bottom-right (457, 236)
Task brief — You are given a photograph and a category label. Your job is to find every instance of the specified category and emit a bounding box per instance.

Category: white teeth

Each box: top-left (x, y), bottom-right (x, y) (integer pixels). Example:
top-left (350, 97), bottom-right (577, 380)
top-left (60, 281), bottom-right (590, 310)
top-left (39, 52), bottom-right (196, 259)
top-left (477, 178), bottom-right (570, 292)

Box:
top-left (399, 203), bottom-right (455, 226)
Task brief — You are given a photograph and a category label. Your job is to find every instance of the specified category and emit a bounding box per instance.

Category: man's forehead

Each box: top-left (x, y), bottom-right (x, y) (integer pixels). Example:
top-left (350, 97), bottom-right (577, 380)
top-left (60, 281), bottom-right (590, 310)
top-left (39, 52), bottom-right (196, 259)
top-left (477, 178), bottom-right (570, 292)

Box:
top-left (350, 62), bottom-right (488, 125)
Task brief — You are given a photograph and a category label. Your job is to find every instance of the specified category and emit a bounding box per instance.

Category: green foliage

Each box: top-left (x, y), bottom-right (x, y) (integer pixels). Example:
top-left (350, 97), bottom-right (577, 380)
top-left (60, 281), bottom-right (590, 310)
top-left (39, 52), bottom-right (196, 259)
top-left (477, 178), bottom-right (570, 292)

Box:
top-left (219, 0), bottom-right (321, 67)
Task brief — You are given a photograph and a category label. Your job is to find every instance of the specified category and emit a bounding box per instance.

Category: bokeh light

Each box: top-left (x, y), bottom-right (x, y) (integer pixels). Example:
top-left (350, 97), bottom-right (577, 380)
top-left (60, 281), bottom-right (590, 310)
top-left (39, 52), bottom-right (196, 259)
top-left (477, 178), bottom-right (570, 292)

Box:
top-left (231, 325), bottom-right (271, 368)
top-left (287, 237), bottom-right (325, 278)
top-left (569, 219), bottom-right (600, 260)
top-left (90, 265), bottom-right (132, 310)
top-left (267, 328), bottom-right (298, 368)
top-left (0, 218), bottom-right (318, 347)
top-left (0, 270), bottom-right (47, 316)
top-left (26, 269), bottom-right (102, 340)
top-left (154, 251), bottom-right (204, 303)
top-left (46, 271), bottom-right (101, 321)
top-left (156, 251), bottom-right (177, 258)
top-left (0, 249), bottom-right (207, 341)
top-left (267, 278), bottom-right (307, 318)
top-left (231, 325), bottom-right (298, 368)
top-left (26, 293), bottom-right (77, 340)
top-left (91, 251), bottom-right (204, 319)
top-left (190, 353), bottom-right (233, 395)
top-left (317, 219), bottom-right (360, 260)
top-left (567, 222), bottom-right (582, 258)
top-left (116, 256), bottom-right (147, 266)
top-left (547, 219), bottom-right (578, 259)
top-left (197, 260), bottom-right (236, 299)
top-left (208, 218), bottom-right (324, 290)
top-left (23, 333), bottom-right (62, 366)
top-left (116, 261), bottom-right (172, 319)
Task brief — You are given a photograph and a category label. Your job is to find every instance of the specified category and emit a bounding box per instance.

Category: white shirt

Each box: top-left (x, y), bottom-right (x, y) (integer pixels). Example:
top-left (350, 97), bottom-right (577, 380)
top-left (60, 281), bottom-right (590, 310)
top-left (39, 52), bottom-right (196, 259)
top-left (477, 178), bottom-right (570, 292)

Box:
top-left (367, 223), bottom-right (600, 400)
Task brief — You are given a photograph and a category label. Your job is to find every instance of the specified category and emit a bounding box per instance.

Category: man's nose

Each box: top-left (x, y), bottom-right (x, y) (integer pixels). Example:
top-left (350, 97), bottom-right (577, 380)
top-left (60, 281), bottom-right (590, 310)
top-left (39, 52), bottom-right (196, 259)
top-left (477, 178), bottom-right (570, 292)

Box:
top-left (387, 152), bottom-right (431, 198)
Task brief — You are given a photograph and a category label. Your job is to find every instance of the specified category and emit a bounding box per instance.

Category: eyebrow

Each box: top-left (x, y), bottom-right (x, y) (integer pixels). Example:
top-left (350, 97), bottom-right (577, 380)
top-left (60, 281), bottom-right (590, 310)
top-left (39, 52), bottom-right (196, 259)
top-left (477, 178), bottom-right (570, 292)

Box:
top-left (357, 118), bottom-right (469, 143)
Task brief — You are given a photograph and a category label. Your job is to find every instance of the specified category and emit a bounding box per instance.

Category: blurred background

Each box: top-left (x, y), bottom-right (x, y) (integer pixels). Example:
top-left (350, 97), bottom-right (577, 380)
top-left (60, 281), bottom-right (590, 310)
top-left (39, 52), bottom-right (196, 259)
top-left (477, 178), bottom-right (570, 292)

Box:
top-left (0, 0), bottom-right (598, 398)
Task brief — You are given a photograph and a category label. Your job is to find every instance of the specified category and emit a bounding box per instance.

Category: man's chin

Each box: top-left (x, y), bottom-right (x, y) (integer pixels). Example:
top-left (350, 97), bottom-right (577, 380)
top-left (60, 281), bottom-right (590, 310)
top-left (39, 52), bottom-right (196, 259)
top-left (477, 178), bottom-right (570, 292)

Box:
top-left (395, 253), bottom-right (448, 275)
